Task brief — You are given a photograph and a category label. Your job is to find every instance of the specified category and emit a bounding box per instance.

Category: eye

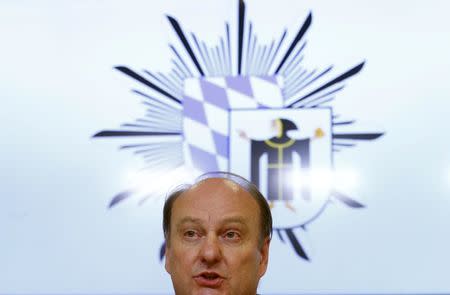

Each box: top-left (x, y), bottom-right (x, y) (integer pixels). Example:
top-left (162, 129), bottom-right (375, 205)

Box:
top-left (184, 230), bottom-right (197, 238)
top-left (224, 231), bottom-right (241, 241)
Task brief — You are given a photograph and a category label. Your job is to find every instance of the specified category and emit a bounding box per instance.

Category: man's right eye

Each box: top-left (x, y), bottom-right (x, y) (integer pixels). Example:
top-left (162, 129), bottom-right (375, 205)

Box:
top-left (183, 230), bottom-right (198, 239)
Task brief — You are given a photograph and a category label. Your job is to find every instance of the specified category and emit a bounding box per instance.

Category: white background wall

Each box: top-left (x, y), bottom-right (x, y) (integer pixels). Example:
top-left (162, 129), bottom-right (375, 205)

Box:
top-left (1, 0), bottom-right (450, 294)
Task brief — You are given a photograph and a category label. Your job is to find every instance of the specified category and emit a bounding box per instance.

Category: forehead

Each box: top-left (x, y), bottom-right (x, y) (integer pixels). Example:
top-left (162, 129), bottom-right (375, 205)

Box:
top-left (171, 178), bottom-right (260, 225)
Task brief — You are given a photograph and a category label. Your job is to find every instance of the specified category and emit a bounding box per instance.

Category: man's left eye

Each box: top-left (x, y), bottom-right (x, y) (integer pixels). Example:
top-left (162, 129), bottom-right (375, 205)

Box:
top-left (224, 231), bottom-right (240, 240)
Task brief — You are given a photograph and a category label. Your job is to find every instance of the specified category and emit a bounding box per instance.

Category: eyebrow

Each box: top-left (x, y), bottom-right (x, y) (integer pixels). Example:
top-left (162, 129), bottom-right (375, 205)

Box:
top-left (220, 217), bottom-right (247, 225)
top-left (176, 217), bottom-right (203, 228)
top-left (175, 216), bottom-right (248, 228)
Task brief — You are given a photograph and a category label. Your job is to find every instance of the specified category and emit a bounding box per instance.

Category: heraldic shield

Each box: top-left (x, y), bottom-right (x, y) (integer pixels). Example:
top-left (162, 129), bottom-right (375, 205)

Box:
top-left (183, 75), bottom-right (332, 230)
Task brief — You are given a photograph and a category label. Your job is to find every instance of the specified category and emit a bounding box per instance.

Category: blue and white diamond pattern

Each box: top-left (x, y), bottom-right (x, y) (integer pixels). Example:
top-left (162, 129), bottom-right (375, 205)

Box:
top-left (183, 75), bottom-right (284, 172)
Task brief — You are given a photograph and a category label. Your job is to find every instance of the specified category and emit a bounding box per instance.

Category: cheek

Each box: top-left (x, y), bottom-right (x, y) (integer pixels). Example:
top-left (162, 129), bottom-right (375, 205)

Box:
top-left (224, 248), bottom-right (262, 293)
top-left (226, 246), bottom-right (261, 272)
top-left (166, 247), bottom-right (199, 294)
top-left (168, 245), bottom-right (197, 274)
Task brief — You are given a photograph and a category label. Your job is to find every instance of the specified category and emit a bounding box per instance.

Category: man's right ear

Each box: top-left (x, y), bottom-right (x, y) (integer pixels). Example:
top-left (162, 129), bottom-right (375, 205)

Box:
top-left (164, 242), bottom-right (171, 274)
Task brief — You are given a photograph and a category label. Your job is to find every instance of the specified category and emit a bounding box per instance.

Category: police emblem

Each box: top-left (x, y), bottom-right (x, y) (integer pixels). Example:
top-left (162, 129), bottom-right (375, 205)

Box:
top-left (93, 0), bottom-right (384, 260)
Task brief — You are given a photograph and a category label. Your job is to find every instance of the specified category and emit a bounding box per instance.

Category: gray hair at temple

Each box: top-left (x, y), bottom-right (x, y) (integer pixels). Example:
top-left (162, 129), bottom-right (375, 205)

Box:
top-left (162, 171), bottom-right (273, 247)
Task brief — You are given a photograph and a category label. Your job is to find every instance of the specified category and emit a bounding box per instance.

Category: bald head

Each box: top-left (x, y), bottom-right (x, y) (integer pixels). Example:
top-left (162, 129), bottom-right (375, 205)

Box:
top-left (170, 178), bottom-right (260, 244)
top-left (162, 172), bottom-right (272, 247)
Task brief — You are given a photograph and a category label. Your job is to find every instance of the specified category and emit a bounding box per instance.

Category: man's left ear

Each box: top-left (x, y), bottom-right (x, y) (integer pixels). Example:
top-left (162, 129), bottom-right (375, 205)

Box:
top-left (258, 238), bottom-right (270, 278)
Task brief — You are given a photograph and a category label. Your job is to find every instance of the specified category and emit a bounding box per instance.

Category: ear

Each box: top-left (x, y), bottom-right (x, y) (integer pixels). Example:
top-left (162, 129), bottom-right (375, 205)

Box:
top-left (258, 237), bottom-right (270, 278)
top-left (164, 243), bottom-right (171, 274)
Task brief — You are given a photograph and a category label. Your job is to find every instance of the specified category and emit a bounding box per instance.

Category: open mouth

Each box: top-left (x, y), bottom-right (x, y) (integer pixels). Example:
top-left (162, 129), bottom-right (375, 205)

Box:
top-left (202, 273), bottom-right (219, 280)
top-left (194, 272), bottom-right (224, 287)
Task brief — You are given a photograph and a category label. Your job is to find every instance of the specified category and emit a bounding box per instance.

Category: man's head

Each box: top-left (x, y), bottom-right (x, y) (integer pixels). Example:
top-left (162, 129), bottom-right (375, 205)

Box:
top-left (163, 172), bottom-right (272, 295)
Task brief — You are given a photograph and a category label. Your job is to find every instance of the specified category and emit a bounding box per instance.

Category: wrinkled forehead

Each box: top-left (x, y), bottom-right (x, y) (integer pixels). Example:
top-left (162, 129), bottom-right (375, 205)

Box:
top-left (173, 178), bottom-right (259, 218)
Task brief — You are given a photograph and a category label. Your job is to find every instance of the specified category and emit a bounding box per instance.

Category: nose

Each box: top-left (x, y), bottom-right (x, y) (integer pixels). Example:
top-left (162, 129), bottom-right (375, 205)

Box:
top-left (199, 233), bottom-right (222, 265)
